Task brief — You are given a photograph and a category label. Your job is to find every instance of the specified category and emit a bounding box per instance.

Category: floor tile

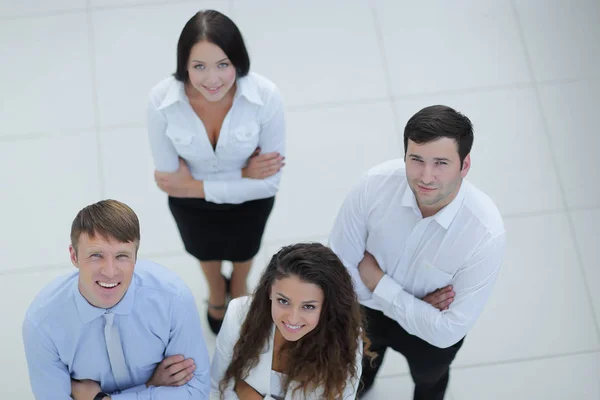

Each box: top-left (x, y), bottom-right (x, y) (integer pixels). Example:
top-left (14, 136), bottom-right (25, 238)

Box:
top-left (454, 213), bottom-right (599, 367)
top-left (0, 13), bottom-right (94, 136)
top-left (0, 133), bottom-right (101, 271)
top-left (92, 0), bottom-right (231, 127)
top-left (393, 87), bottom-right (564, 216)
top-left (233, 0), bottom-right (387, 107)
top-left (538, 80), bottom-right (600, 209)
top-left (570, 209), bottom-right (600, 330)
top-left (375, 0), bottom-right (530, 96)
top-left (452, 352), bottom-right (600, 400)
top-left (514, 0), bottom-right (600, 82)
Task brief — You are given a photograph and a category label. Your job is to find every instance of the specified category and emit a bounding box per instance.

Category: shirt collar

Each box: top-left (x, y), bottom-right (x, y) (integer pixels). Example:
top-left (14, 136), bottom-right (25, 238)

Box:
top-left (73, 274), bottom-right (137, 324)
top-left (401, 179), bottom-right (467, 229)
top-left (157, 74), bottom-right (263, 110)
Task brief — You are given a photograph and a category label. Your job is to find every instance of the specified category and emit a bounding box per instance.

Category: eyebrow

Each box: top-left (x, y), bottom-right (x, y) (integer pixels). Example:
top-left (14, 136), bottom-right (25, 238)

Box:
top-left (276, 292), bottom-right (320, 304)
top-left (86, 249), bottom-right (133, 255)
top-left (191, 57), bottom-right (229, 64)
top-left (408, 154), bottom-right (452, 162)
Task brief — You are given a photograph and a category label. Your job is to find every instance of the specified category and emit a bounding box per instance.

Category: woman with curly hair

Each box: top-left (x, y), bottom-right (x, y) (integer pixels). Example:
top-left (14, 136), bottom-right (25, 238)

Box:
top-left (210, 242), bottom-right (374, 399)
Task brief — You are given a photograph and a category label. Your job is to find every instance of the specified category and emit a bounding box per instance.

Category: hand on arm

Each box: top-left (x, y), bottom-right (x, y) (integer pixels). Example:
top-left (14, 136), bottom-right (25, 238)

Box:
top-left (422, 285), bottom-right (455, 311)
top-left (146, 355), bottom-right (197, 388)
top-left (242, 147), bottom-right (285, 179)
top-left (154, 158), bottom-right (205, 198)
top-left (373, 234), bottom-right (506, 348)
top-left (71, 379), bottom-right (110, 400)
top-left (359, 252), bottom-right (455, 311)
top-left (202, 88), bottom-right (286, 204)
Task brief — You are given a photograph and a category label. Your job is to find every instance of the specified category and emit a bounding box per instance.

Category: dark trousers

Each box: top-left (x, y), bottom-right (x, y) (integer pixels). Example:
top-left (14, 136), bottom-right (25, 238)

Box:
top-left (359, 306), bottom-right (464, 400)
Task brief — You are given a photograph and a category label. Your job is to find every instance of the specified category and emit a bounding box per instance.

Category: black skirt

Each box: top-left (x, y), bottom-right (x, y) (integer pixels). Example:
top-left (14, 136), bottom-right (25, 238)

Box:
top-left (168, 196), bottom-right (275, 262)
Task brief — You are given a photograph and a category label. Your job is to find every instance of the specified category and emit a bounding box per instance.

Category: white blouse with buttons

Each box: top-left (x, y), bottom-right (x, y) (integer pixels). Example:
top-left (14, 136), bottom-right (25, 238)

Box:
top-left (147, 72), bottom-right (286, 204)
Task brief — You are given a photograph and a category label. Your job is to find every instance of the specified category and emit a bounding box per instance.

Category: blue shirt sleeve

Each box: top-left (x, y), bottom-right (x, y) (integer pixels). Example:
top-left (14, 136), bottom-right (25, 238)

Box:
top-left (111, 286), bottom-right (210, 400)
top-left (22, 317), bottom-right (73, 399)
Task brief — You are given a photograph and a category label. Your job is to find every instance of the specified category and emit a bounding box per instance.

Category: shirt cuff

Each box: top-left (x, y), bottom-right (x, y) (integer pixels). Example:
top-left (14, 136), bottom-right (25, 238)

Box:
top-left (111, 385), bottom-right (147, 400)
top-left (373, 274), bottom-right (404, 309)
top-left (203, 180), bottom-right (227, 203)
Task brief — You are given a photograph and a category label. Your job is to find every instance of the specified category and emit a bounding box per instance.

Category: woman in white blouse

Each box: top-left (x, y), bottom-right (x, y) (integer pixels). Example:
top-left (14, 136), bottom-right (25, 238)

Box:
top-left (147, 10), bottom-right (285, 334)
top-left (211, 243), bottom-right (375, 400)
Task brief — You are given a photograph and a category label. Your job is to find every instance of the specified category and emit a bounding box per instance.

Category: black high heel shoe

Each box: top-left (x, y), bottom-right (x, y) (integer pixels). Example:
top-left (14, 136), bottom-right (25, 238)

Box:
top-left (206, 275), bottom-right (231, 335)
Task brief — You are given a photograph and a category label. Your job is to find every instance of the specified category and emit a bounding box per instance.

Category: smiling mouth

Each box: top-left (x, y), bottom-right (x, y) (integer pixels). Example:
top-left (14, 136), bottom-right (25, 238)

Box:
top-left (203, 85), bottom-right (223, 92)
top-left (96, 281), bottom-right (120, 289)
top-left (283, 322), bottom-right (304, 332)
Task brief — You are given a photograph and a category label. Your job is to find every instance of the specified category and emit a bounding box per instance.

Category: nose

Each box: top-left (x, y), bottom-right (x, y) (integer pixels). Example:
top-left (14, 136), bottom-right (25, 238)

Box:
top-left (288, 308), bottom-right (300, 324)
top-left (205, 69), bottom-right (220, 85)
top-left (101, 258), bottom-right (118, 279)
top-left (420, 164), bottom-right (435, 185)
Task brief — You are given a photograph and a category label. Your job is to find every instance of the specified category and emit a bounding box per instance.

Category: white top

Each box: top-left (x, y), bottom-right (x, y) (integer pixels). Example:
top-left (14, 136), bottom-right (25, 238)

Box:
top-left (270, 371), bottom-right (285, 400)
top-left (329, 159), bottom-right (506, 349)
top-left (210, 296), bottom-right (362, 400)
top-left (147, 72), bottom-right (286, 204)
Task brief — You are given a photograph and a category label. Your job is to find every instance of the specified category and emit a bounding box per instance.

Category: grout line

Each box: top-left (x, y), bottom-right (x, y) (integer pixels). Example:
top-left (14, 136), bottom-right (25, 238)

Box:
top-left (452, 348), bottom-right (600, 371)
top-left (2, 203), bottom-right (600, 277)
top-left (89, 0), bottom-right (229, 13)
top-left (390, 81), bottom-right (534, 100)
top-left (510, 0), bottom-right (600, 342)
top-left (0, 0), bottom-right (229, 20)
top-left (85, 3), bottom-right (106, 199)
top-left (3, 80), bottom-right (577, 144)
top-left (0, 130), bottom-right (89, 143)
top-left (367, 0), bottom-right (403, 148)
top-left (0, 8), bottom-right (86, 21)
top-left (0, 264), bottom-right (72, 277)
top-left (501, 208), bottom-right (567, 219)
top-left (286, 96), bottom-right (392, 112)
top-left (374, 349), bottom-right (600, 381)
top-left (537, 76), bottom-right (600, 87)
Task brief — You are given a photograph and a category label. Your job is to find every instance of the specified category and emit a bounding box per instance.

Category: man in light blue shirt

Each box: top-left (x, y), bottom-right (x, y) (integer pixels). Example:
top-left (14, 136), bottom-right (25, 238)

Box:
top-left (22, 199), bottom-right (210, 399)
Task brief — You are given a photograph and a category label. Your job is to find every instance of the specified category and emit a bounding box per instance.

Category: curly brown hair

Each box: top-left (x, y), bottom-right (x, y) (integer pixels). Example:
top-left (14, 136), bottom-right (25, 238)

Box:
top-left (220, 242), bottom-right (375, 399)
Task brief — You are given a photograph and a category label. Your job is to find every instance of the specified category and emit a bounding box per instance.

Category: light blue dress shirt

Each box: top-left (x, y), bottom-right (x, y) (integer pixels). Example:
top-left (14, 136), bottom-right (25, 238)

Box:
top-left (22, 259), bottom-right (210, 399)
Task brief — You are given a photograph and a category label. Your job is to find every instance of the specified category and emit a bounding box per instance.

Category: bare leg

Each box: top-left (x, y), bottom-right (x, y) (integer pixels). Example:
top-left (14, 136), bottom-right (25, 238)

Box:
top-left (230, 259), bottom-right (253, 298)
top-left (200, 260), bottom-right (226, 319)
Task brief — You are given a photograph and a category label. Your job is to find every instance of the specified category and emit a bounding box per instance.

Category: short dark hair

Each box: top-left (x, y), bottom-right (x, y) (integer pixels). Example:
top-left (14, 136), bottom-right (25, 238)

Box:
top-left (174, 10), bottom-right (250, 82)
top-left (70, 199), bottom-right (140, 255)
top-left (403, 105), bottom-right (474, 167)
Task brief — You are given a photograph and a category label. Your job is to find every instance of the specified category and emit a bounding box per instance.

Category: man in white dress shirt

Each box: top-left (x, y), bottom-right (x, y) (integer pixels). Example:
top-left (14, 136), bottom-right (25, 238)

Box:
top-left (329, 105), bottom-right (506, 400)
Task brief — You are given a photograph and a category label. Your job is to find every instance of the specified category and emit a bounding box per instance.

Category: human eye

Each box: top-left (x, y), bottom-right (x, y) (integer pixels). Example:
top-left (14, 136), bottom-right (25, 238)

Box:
top-left (277, 298), bottom-right (289, 306)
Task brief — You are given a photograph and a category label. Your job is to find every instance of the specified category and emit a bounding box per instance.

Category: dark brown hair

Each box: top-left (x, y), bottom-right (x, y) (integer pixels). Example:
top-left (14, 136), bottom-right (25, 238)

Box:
top-left (174, 10), bottom-right (250, 82)
top-left (70, 199), bottom-right (140, 255)
top-left (220, 243), bottom-right (374, 399)
top-left (404, 105), bottom-right (474, 168)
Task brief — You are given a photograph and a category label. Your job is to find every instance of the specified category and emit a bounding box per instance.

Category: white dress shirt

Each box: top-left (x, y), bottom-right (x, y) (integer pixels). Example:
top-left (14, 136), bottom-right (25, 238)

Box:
top-left (329, 159), bottom-right (506, 349)
top-left (147, 72), bottom-right (286, 204)
top-left (210, 296), bottom-right (362, 400)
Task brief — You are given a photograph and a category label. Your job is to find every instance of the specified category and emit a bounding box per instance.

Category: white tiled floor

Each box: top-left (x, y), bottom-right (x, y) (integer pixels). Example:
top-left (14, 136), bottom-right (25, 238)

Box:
top-left (1, 1), bottom-right (599, 399)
